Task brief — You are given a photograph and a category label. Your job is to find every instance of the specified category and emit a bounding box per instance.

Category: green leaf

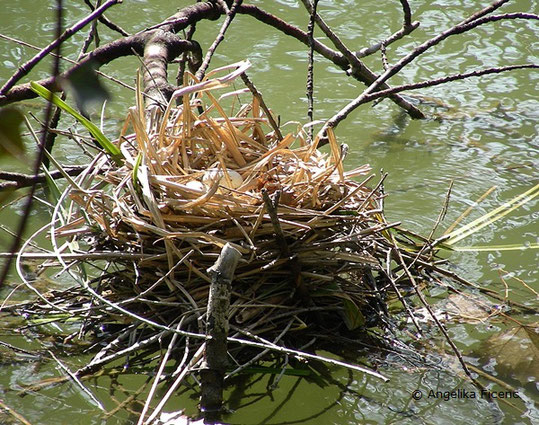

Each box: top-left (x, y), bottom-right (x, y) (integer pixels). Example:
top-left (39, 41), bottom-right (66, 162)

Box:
top-left (29, 81), bottom-right (123, 165)
top-left (342, 298), bottom-right (365, 330)
top-left (132, 152), bottom-right (142, 192)
top-left (0, 107), bottom-right (25, 159)
top-left (29, 314), bottom-right (77, 324)
top-left (42, 164), bottom-right (62, 205)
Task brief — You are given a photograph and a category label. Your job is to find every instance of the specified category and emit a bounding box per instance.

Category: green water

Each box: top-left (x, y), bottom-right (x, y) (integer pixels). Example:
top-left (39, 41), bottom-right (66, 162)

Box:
top-left (0, 1), bottom-right (537, 424)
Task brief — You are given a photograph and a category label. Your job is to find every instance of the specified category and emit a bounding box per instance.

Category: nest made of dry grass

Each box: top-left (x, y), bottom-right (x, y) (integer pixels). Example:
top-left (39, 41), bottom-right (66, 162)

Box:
top-left (46, 62), bottom-right (414, 370)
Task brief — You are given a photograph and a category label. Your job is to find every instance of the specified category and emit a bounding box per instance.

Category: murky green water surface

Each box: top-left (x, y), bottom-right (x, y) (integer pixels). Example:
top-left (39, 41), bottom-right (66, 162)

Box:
top-left (0, 1), bottom-right (537, 424)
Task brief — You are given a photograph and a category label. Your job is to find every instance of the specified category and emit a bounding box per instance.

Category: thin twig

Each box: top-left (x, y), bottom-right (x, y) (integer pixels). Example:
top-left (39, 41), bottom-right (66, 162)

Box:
top-left (356, 21), bottom-right (420, 58)
top-left (80, 330), bottom-right (169, 376)
top-left (0, 33), bottom-right (135, 93)
top-left (0, 0), bottom-right (121, 95)
top-left (383, 249), bottom-right (422, 335)
top-left (226, 319), bottom-right (294, 378)
top-left (137, 323), bottom-right (182, 425)
top-left (79, 0), bottom-right (102, 58)
top-left (356, 0), bottom-right (419, 58)
top-left (239, 3), bottom-right (425, 119)
top-left (196, 0), bottom-right (242, 81)
top-left (461, 0), bottom-right (509, 25)
top-left (427, 180), bottom-right (453, 242)
top-left (176, 23), bottom-right (198, 85)
top-left (229, 331), bottom-right (388, 381)
top-left (48, 350), bottom-right (105, 411)
top-left (323, 7), bottom-right (538, 131)
top-left (0, 251), bottom-right (162, 260)
top-left (262, 189), bottom-right (310, 305)
top-left (342, 64), bottom-right (538, 108)
top-left (306, 0), bottom-right (318, 143)
top-left (0, 399), bottom-right (33, 425)
top-left (390, 238), bottom-right (479, 385)
top-left (83, 0), bottom-right (130, 36)
top-left (144, 343), bottom-right (205, 425)
top-left (0, 0), bottom-right (65, 290)
top-left (0, 340), bottom-right (42, 358)
top-left (240, 72), bottom-right (283, 141)
top-left (300, 0), bottom-right (424, 119)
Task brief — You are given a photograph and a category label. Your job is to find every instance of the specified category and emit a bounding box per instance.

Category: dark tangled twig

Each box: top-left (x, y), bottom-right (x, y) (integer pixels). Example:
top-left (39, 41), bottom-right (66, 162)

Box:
top-left (322, 4), bottom-right (539, 135)
top-left (0, 0), bottom-right (121, 96)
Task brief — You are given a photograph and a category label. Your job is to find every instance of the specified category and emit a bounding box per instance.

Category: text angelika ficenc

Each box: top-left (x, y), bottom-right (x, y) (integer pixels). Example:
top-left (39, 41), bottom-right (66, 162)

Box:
top-left (427, 389), bottom-right (520, 401)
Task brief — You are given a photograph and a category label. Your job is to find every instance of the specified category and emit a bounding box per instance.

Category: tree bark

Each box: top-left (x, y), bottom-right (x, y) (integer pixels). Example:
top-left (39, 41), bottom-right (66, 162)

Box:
top-left (200, 243), bottom-right (241, 418)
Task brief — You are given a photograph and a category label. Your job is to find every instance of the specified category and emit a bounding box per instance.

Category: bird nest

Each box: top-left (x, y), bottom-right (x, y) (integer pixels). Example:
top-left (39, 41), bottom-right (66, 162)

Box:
top-left (22, 63), bottom-right (435, 382)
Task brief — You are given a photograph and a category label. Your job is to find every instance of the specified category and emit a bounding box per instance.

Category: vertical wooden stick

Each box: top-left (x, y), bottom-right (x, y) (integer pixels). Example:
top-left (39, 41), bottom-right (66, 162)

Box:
top-left (200, 243), bottom-right (241, 417)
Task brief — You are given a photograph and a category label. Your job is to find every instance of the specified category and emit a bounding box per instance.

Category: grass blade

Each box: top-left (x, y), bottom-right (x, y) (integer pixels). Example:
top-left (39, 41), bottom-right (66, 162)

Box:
top-left (445, 184), bottom-right (539, 245)
top-left (451, 243), bottom-right (538, 252)
top-left (30, 81), bottom-right (123, 164)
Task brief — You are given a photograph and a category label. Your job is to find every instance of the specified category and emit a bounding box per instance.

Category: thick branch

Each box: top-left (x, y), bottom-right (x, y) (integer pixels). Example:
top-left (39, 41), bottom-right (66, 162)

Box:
top-left (0, 167), bottom-right (86, 191)
top-left (2, 1), bottom-right (421, 118)
top-left (201, 243), bottom-right (241, 415)
top-left (0, 2), bottom-right (339, 107)
top-left (2, 0), bottom-right (534, 125)
top-left (144, 1), bottom-right (221, 33)
top-left (0, 33), bottom-right (201, 107)
top-left (142, 31), bottom-right (202, 109)
top-left (399, 0), bottom-right (412, 26)
top-left (238, 4), bottom-right (347, 67)
top-left (0, 33), bottom-right (136, 93)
